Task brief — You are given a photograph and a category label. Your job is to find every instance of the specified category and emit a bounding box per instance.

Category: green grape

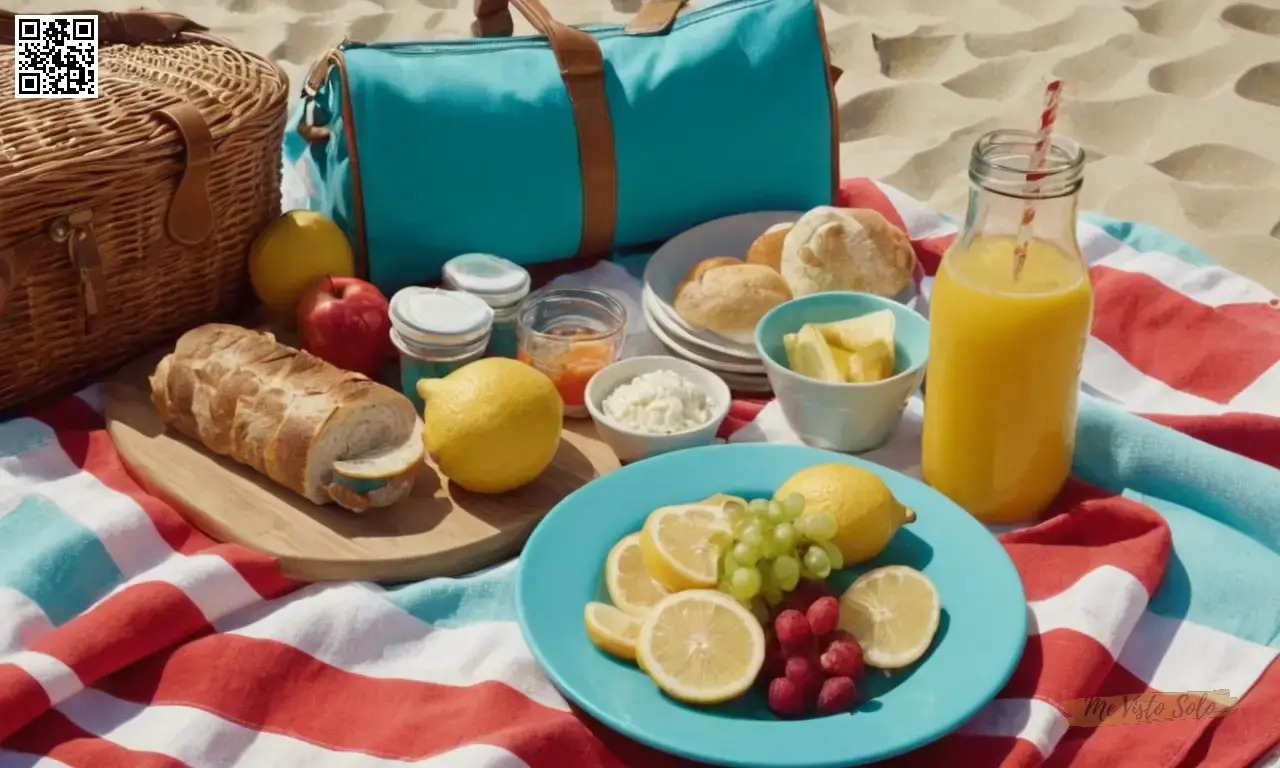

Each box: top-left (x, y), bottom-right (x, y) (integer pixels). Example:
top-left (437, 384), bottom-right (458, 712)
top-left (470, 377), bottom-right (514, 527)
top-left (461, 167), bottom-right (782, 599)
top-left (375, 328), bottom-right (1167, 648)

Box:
top-left (772, 555), bottom-right (801, 592)
top-left (781, 492), bottom-right (806, 520)
top-left (819, 540), bottom-right (844, 570)
top-left (709, 528), bottom-right (734, 552)
top-left (773, 522), bottom-right (798, 551)
top-left (803, 511), bottom-right (839, 542)
top-left (725, 501), bottom-right (749, 532)
top-left (766, 500), bottom-right (788, 525)
top-left (759, 530), bottom-right (784, 558)
top-left (732, 541), bottom-right (760, 567)
top-left (717, 577), bottom-right (733, 594)
top-left (739, 523), bottom-right (765, 548)
top-left (749, 597), bottom-right (771, 625)
top-left (802, 545), bottom-right (832, 579)
top-left (760, 579), bottom-right (784, 606)
top-left (748, 498), bottom-right (770, 517)
top-left (721, 550), bottom-right (738, 578)
top-left (729, 566), bottom-right (762, 601)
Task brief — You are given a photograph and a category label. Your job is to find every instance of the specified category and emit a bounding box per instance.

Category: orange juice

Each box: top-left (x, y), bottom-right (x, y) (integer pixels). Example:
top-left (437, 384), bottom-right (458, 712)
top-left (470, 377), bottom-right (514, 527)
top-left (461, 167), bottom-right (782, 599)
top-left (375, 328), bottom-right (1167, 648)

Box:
top-left (922, 235), bottom-right (1093, 523)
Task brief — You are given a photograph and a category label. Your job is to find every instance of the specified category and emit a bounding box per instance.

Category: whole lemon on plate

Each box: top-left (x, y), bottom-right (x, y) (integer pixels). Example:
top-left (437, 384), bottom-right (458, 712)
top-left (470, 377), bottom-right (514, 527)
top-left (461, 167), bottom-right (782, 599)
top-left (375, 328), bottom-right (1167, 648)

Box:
top-left (248, 210), bottom-right (355, 317)
top-left (417, 358), bottom-right (563, 494)
top-left (776, 462), bottom-right (915, 564)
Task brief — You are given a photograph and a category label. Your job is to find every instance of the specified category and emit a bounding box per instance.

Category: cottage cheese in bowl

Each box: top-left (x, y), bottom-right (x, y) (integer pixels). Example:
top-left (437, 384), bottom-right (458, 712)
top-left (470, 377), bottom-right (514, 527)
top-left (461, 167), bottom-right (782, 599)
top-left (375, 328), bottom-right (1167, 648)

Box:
top-left (584, 356), bottom-right (732, 463)
top-left (602, 370), bottom-right (714, 435)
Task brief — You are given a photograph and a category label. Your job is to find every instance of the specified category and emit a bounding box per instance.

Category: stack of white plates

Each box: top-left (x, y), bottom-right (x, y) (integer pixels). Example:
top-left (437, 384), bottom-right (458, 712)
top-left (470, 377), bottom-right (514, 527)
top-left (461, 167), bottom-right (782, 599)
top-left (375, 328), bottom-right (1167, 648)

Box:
top-left (642, 211), bottom-right (803, 395)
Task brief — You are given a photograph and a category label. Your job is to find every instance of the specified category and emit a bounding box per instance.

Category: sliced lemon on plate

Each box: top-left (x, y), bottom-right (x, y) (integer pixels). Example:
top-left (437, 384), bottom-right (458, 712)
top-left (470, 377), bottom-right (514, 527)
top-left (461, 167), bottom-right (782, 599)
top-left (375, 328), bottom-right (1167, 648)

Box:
top-left (837, 565), bottom-right (941, 669)
top-left (637, 589), bottom-right (765, 704)
top-left (585, 602), bottom-right (643, 661)
top-left (640, 503), bottom-right (731, 592)
top-left (606, 533), bottom-right (670, 617)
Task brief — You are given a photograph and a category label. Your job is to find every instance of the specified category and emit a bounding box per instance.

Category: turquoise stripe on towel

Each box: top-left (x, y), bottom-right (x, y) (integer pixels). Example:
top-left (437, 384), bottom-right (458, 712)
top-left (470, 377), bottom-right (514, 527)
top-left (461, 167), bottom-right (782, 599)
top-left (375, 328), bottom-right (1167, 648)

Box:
top-left (0, 495), bottom-right (124, 626)
top-left (1074, 395), bottom-right (1280, 648)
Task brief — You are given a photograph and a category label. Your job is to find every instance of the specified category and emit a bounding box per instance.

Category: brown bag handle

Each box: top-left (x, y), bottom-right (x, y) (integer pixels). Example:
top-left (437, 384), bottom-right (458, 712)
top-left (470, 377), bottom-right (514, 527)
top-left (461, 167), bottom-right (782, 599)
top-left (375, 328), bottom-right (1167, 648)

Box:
top-left (471, 0), bottom-right (618, 258)
top-left (472, 0), bottom-right (686, 36)
top-left (0, 9), bottom-right (208, 46)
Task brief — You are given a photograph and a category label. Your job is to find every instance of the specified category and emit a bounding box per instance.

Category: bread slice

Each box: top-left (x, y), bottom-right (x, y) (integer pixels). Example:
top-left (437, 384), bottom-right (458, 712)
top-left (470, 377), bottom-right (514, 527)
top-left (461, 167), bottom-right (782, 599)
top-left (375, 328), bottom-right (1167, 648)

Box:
top-left (328, 416), bottom-right (425, 512)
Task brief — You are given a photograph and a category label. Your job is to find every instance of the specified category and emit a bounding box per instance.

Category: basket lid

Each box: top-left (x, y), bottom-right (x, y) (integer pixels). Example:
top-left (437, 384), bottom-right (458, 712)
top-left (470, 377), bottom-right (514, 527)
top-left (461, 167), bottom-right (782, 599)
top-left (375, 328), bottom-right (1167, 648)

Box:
top-left (0, 11), bottom-right (288, 187)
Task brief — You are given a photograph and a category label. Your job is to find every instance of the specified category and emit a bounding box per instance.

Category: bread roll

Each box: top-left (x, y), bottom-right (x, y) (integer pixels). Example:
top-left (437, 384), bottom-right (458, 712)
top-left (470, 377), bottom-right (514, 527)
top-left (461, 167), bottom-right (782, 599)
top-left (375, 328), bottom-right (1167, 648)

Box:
top-left (675, 256), bottom-right (743, 294)
top-left (745, 223), bottom-right (793, 272)
top-left (149, 324), bottom-right (423, 512)
top-left (780, 207), bottom-right (915, 297)
top-left (674, 260), bottom-right (792, 344)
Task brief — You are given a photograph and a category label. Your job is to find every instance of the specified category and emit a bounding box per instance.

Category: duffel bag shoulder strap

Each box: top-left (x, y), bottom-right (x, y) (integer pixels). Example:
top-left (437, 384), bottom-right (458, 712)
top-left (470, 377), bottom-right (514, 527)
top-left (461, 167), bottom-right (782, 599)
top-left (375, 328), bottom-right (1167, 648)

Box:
top-left (472, 0), bottom-right (618, 260)
top-left (473, 0), bottom-right (686, 36)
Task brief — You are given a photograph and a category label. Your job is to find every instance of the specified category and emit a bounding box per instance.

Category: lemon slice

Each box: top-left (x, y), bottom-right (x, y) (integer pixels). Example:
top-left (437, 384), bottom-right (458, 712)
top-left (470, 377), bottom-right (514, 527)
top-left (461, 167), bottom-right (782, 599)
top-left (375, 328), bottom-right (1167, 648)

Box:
top-left (637, 590), bottom-right (765, 704)
top-left (847, 338), bottom-right (895, 383)
top-left (816, 309), bottom-right (896, 352)
top-left (785, 324), bottom-right (843, 382)
top-left (640, 503), bottom-right (731, 592)
top-left (837, 565), bottom-right (941, 669)
top-left (585, 602), bottom-right (643, 661)
top-left (606, 533), bottom-right (670, 617)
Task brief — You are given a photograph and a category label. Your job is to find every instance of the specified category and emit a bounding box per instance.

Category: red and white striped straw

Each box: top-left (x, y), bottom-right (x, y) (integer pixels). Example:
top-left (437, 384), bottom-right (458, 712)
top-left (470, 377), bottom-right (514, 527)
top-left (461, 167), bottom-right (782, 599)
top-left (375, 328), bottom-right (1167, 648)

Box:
top-left (1011, 78), bottom-right (1064, 281)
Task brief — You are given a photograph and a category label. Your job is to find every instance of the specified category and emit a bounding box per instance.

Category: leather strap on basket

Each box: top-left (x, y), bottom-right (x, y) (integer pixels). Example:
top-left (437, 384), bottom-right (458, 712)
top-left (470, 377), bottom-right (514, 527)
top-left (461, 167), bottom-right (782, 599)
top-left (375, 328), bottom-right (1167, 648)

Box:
top-left (473, 0), bottom-right (617, 259)
top-left (154, 104), bottom-right (216, 247)
top-left (0, 212), bottom-right (107, 333)
top-left (0, 9), bottom-right (207, 45)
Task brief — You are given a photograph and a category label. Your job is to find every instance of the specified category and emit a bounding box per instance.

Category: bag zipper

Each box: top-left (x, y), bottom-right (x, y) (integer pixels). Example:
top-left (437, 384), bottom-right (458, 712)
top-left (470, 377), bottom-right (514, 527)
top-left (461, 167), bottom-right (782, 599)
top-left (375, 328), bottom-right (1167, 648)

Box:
top-left (340, 0), bottom-right (773, 54)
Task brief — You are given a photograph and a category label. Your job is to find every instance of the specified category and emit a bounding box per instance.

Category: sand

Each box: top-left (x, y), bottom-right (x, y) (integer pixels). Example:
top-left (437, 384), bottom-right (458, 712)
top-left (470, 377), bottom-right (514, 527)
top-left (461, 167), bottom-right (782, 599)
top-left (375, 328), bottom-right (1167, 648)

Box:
top-left (19, 0), bottom-right (1280, 292)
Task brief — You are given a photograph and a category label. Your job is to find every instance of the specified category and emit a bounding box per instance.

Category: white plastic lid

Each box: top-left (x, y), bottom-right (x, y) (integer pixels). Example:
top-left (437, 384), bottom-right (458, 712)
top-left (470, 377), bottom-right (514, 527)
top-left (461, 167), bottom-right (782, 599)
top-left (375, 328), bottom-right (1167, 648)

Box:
top-left (441, 253), bottom-right (531, 307)
top-left (389, 287), bottom-right (494, 347)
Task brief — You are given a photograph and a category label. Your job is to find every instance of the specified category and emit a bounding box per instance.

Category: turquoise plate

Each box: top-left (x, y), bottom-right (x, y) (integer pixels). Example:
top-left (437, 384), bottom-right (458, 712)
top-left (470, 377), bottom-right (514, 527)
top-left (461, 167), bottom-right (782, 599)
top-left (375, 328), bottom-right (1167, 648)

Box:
top-left (516, 444), bottom-right (1026, 767)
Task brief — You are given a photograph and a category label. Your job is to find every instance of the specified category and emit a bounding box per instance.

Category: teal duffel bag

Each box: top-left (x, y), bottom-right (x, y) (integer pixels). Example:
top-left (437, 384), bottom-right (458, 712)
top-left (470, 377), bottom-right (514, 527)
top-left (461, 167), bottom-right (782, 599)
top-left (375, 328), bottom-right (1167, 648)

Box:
top-left (285, 0), bottom-right (839, 293)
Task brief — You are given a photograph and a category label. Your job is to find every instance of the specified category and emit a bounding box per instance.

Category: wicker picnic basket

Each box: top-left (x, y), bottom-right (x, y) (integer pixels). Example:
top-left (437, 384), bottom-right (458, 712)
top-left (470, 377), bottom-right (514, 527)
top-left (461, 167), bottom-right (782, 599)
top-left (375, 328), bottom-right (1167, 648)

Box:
top-left (0, 10), bottom-right (288, 411)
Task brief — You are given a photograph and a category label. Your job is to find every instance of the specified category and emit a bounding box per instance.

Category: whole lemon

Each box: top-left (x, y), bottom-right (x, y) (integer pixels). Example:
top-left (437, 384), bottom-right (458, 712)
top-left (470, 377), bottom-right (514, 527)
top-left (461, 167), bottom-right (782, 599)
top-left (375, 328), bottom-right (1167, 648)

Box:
top-left (776, 463), bottom-right (916, 565)
top-left (417, 358), bottom-right (563, 494)
top-left (248, 210), bottom-right (356, 317)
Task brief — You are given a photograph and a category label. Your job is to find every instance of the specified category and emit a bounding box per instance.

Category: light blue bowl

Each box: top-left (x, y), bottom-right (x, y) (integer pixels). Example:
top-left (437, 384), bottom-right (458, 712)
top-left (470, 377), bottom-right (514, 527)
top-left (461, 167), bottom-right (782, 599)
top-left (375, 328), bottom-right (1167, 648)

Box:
top-left (516, 443), bottom-right (1027, 767)
top-left (755, 293), bottom-right (930, 452)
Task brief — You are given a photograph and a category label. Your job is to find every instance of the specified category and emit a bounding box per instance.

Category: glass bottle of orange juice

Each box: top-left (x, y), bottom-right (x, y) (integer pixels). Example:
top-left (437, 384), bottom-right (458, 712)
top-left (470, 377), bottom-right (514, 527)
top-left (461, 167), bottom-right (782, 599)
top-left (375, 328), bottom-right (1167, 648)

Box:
top-left (922, 130), bottom-right (1093, 524)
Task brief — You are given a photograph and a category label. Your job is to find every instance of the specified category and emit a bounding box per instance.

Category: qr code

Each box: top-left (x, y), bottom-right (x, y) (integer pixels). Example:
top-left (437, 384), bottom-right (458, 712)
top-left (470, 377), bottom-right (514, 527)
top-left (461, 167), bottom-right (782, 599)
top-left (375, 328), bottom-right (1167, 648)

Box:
top-left (14, 15), bottom-right (98, 99)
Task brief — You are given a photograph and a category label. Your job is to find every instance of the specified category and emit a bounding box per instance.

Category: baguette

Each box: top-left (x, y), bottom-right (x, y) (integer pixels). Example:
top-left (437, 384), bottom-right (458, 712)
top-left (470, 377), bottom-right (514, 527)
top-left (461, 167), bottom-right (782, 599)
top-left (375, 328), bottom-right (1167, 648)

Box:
top-left (149, 324), bottom-right (423, 512)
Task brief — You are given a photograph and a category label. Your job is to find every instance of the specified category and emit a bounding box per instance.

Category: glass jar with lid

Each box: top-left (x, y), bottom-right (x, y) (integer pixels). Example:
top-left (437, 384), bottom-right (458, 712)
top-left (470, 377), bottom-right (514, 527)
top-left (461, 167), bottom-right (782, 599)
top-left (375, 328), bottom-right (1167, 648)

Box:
top-left (441, 253), bottom-right (531, 359)
top-left (516, 287), bottom-right (627, 418)
top-left (389, 287), bottom-right (494, 412)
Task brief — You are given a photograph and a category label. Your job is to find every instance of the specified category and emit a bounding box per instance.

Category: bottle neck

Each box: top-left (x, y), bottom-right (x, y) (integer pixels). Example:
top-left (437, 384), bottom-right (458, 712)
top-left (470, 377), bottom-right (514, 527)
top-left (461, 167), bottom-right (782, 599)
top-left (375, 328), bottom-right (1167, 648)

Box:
top-left (959, 184), bottom-right (1081, 257)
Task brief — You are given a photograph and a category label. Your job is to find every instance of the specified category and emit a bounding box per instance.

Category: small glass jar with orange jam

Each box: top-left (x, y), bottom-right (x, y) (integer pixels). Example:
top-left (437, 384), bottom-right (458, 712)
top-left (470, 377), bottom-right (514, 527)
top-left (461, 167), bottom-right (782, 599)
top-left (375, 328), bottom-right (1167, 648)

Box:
top-left (516, 287), bottom-right (627, 418)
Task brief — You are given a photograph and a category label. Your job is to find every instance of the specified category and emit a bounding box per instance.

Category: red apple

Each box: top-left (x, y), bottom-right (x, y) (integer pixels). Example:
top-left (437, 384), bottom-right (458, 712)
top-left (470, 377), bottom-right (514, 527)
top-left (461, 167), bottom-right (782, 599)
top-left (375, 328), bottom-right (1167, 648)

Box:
top-left (296, 276), bottom-right (394, 378)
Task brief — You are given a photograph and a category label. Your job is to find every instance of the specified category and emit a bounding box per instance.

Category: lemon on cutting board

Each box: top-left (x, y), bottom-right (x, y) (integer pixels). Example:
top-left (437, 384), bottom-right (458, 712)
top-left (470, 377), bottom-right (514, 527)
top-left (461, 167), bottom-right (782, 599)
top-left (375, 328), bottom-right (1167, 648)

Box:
top-left (838, 565), bottom-right (941, 669)
top-left (775, 462), bottom-right (916, 565)
top-left (417, 358), bottom-right (563, 494)
top-left (636, 590), bottom-right (765, 704)
top-left (248, 210), bottom-right (355, 317)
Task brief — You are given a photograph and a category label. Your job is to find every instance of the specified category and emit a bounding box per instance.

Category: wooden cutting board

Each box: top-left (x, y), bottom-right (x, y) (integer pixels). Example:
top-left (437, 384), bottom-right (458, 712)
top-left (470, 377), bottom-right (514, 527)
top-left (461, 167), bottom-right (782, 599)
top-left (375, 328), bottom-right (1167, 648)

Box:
top-left (105, 353), bottom-right (620, 584)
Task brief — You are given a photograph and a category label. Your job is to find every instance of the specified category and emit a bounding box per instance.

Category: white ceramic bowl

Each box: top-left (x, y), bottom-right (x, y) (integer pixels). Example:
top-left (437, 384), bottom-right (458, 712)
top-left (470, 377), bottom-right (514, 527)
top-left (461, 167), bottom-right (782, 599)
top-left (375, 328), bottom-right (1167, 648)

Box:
top-left (756, 292), bottom-right (930, 453)
top-left (585, 356), bottom-right (732, 463)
